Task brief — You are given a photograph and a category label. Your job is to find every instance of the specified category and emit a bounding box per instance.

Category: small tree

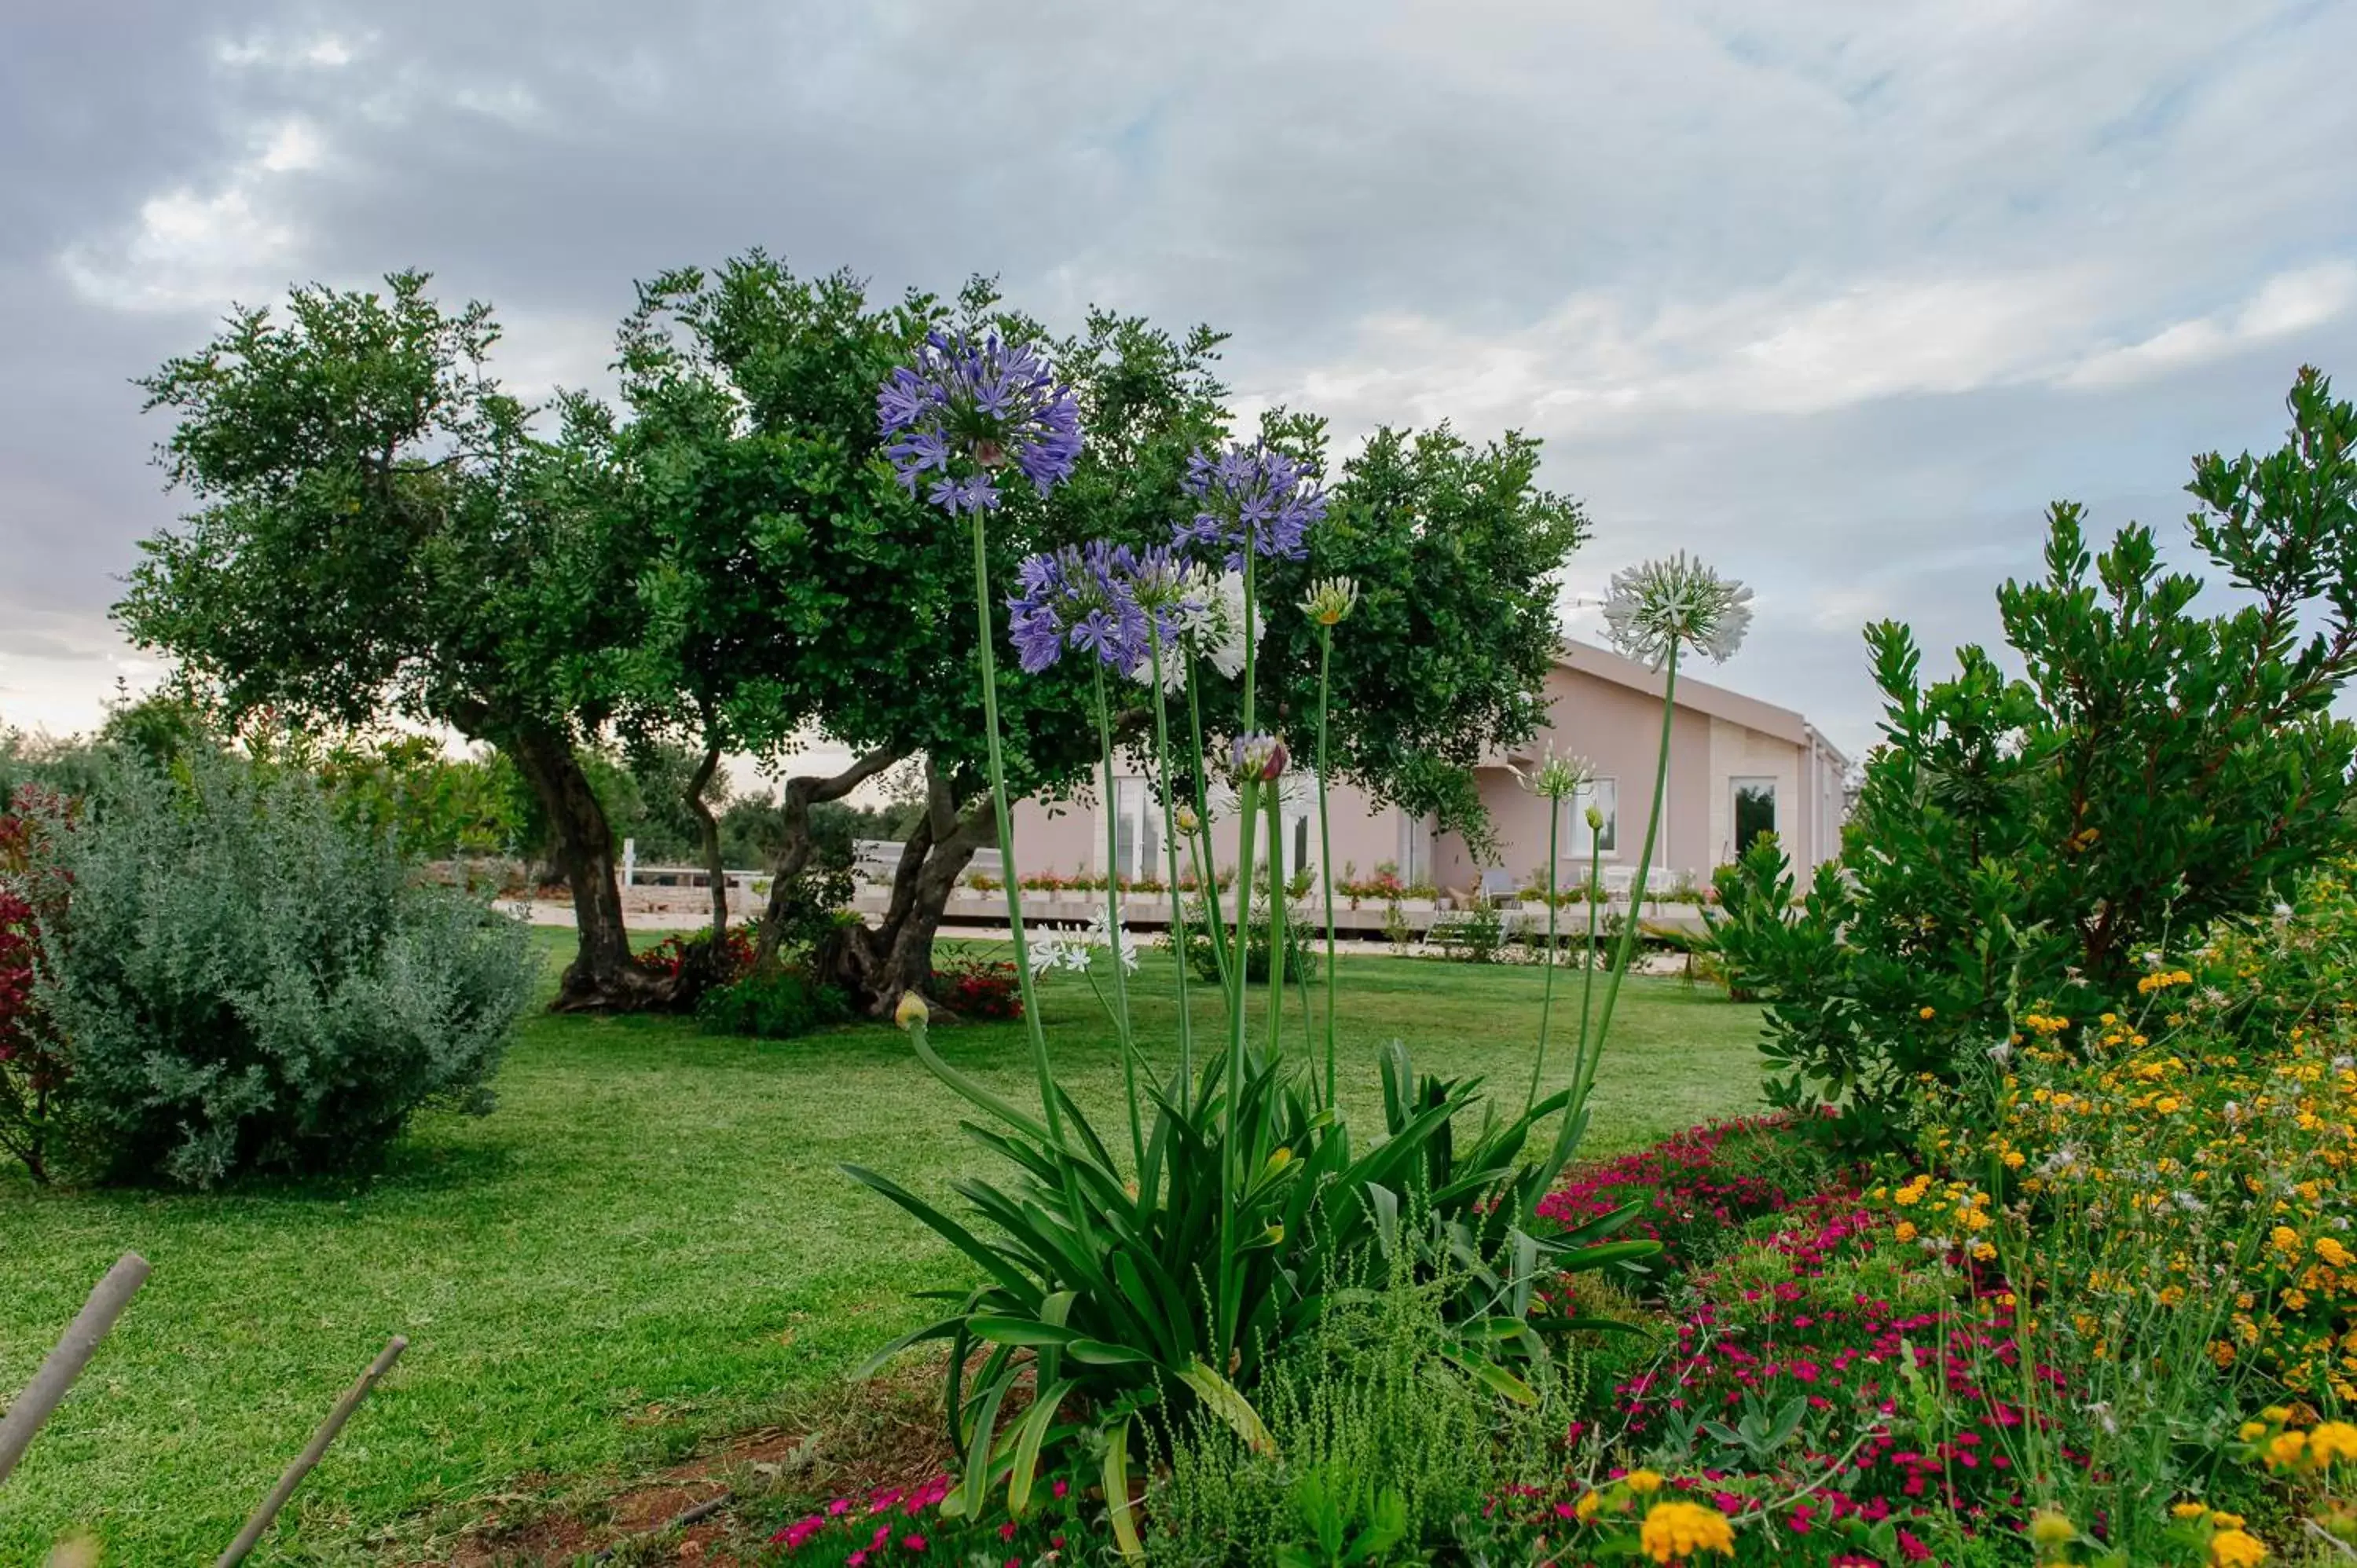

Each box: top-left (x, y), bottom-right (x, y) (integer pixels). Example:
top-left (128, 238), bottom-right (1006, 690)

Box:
top-left (118, 273), bottom-right (658, 1009)
top-left (1713, 367), bottom-right (2357, 1152)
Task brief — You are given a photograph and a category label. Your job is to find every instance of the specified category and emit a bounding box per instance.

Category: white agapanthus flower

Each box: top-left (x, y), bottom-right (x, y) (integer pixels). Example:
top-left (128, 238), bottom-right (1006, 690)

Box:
top-left (1133, 565), bottom-right (1248, 692)
top-left (1205, 779), bottom-right (1240, 823)
top-left (1516, 746), bottom-right (1593, 803)
top-left (1204, 772), bottom-right (1311, 823)
top-left (1600, 552), bottom-right (1753, 670)
top-left (1088, 907), bottom-right (1142, 973)
top-left (1026, 926), bottom-right (1098, 976)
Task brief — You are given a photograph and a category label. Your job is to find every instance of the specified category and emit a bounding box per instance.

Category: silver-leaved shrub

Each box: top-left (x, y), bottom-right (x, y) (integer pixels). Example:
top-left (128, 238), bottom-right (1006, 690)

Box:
top-left (18, 746), bottom-right (530, 1187)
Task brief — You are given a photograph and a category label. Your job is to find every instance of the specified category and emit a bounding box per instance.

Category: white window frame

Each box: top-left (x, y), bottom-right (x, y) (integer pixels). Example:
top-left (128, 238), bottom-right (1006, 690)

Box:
top-left (1565, 777), bottom-right (1618, 859)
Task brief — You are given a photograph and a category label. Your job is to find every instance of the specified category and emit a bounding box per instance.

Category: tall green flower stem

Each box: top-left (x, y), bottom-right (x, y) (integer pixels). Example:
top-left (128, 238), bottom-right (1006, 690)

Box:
top-left (1552, 642), bottom-right (1681, 1169)
top-left (1186, 664), bottom-right (1236, 996)
top-left (1215, 766), bottom-right (1259, 1357)
top-left (1216, 553), bottom-right (1263, 1362)
top-left (1314, 625), bottom-right (1339, 1105)
top-left (1230, 549), bottom-right (1261, 1082)
top-left (1523, 796), bottom-right (1564, 1112)
top-left (1567, 833), bottom-right (1606, 1113)
top-left (1263, 778), bottom-right (1288, 1064)
top-left (1091, 666), bottom-right (1146, 1169)
top-left (965, 511), bottom-right (1065, 1148)
top-left (1146, 633), bottom-right (1193, 1087)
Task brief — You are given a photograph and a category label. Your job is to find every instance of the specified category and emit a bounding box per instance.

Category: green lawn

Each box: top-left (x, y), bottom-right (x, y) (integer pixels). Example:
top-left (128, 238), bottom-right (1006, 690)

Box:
top-left (0, 932), bottom-right (1766, 1563)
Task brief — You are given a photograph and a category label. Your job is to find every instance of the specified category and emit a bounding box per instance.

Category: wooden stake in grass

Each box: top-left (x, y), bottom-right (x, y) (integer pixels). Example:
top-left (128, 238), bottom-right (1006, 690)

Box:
top-left (0, 1251), bottom-right (150, 1489)
top-left (215, 1335), bottom-right (408, 1568)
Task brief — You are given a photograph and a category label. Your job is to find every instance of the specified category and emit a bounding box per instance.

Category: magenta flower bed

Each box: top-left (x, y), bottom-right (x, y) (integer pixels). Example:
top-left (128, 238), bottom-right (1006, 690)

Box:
top-left (1536, 1116), bottom-right (1818, 1282)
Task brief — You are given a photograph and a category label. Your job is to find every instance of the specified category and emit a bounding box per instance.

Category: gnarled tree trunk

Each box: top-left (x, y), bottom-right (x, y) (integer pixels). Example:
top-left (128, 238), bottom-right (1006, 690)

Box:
top-left (752, 745), bottom-right (904, 970)
top-left (505, 725), bottom-right (674, 1013)
top-left (755, 752), bottom-right (995, 1020)
top-left (821, 779), bottom-right (994, 1019)
top-left (669, 724), bottom-right (734, 1004)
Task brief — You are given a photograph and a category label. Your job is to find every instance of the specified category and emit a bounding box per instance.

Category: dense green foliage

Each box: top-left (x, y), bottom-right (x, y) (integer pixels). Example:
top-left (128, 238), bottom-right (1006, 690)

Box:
top-left (1146, 1241), bottom-right (1560, 1566)
top-left (114, 272), bottom-right (669, 1008)
top-left (1713, 368), bottom-right (2357, 1151)
top-left (1177, 896), bottom-right (1321, 985)
top-left (8, 748), bottom-right (530, 1186)
top-left (696, 965), bottom-right (852, 1039)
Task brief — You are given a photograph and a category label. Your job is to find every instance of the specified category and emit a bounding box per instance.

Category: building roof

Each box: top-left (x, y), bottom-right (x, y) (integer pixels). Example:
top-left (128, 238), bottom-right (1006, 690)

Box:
top-left (1549, 638), bottom-right (1849, 765)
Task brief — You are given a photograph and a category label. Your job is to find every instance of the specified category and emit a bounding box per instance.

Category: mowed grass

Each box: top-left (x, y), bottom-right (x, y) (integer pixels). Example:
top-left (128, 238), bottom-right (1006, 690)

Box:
top-left (0, 929), bottom-right (1767, 1563)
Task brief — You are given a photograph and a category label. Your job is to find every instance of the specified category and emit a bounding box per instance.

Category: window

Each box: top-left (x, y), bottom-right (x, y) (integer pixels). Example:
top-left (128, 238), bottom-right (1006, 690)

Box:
top-left (1109, 778), bottom-right (1163, 880)
top-left (1400, 813), bottom-right (1434, 885)
top-left (1566, 778), bottom-right (1618, 858)
top-left (1732, 777), bottom-right (1777, 857)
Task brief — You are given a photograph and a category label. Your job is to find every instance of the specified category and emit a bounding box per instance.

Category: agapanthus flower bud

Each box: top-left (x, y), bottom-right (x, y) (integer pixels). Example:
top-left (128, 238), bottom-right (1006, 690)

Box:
top-left (1601, 552), bottom-right (1753, 670)
top-left (1301, 576), bottom-right (1359, 628)
top-left (1585, 804), bottom-right (1606, 832)
top-left (1175, 801), bottom-right (1202, 834)
top-left (894, 991), bottom-right (929, 1031)
top-left (1230, 733), bottom-right (1286, 782)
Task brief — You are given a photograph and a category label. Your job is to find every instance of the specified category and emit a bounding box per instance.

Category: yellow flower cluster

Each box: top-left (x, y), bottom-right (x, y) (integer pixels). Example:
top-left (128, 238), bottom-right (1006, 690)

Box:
top-left (1903, 873), bottom-right (2357, 1399)
top-left (1870, 1174), bottom-right (1996, 1257)
top-left (2242, 1406), bottom-right (2357, 1474)
top-left (1637, 1500), bottom-right (1736, 1563)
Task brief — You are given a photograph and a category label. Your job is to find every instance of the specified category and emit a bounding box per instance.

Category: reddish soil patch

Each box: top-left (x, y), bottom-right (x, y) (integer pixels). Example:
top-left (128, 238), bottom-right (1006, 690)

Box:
top-left (428, 1368), bottom-right (956, 1566)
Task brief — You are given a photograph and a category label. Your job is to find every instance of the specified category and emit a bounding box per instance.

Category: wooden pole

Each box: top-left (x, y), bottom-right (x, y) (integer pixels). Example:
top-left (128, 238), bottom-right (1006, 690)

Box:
top-left (0, 1252), bottom-right (150, 1488)
top-left (214, 1336), bottom-right (407, 1567)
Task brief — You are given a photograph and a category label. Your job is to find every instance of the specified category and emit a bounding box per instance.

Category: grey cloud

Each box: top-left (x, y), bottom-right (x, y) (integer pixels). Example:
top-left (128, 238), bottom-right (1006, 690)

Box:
top-left (2, 0), bottom-right (2354, 758)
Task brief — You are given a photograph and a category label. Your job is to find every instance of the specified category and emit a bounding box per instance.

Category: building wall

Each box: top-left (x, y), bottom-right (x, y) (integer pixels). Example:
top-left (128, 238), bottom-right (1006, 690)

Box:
top-left (1006, 775), bottom-right (1400, 882)
top-left (1001, 652), bottom-right (1849, 894)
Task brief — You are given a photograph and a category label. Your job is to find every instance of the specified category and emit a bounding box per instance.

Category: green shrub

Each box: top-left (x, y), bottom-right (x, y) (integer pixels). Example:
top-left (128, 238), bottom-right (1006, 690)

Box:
top-left (1148, 1239), bottom-right (1568, 1566)
top-left (1711, 368), bottom-right (2357, 1154)
top-left (1431, 902), bottom-right (1507, 964)
top-left (20, 748), bottom-right (530, 1188)
top-left (1177, 896), bottom-right (1320, 985)
top-left (695, 965), bottom-right (849, 1039)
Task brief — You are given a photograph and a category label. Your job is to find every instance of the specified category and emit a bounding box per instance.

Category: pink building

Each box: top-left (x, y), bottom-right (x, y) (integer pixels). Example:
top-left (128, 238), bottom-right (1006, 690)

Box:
top-left (1009, 639), bottom-right (1849, 899)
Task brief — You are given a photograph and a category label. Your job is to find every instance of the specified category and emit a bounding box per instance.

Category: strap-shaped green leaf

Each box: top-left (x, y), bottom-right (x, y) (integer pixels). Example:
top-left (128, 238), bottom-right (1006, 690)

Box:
top-left (1104, 1412), bottom-right (1145, 1565)
top-left (1006, 1377), bottom-right (1072, 1517)
top-left (959, 1368), bottom-right (1016, 1521)
top-left (1441, 1350), bottom-right (1539, 1406)
top-left (1178, 1359), bottom-right (1277, 1455)
top-left (842, 1165), bottom-right (1044, 1307)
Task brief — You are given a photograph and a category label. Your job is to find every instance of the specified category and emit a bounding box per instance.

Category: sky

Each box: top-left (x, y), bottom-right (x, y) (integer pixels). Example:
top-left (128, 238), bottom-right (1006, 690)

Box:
top-left (4, 0), bottom-right (2355, 770)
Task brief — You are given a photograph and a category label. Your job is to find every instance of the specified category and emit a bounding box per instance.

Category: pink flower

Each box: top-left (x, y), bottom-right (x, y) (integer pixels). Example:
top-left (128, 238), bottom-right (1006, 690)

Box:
top-left (902, 1534), bottom-right (928, 1553)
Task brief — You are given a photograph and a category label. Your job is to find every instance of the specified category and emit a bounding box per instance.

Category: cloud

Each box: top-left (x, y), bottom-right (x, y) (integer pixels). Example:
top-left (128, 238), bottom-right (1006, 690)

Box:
top-left (2064, 262), bottom-right (2357, 387)
top-left (58, 116), bottom-right (328, 311)
top-left (5, 0), bottom-right (2357, 759)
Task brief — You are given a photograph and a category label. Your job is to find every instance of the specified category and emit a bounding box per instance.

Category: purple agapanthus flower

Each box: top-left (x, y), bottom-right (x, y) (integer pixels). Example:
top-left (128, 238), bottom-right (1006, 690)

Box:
top-left (1007, 542), bottom-right (1204, 674)
top-left (1174, 442), bottom-right (1326, 568)
top-left (877, 330), bottom-right (1084, 516)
